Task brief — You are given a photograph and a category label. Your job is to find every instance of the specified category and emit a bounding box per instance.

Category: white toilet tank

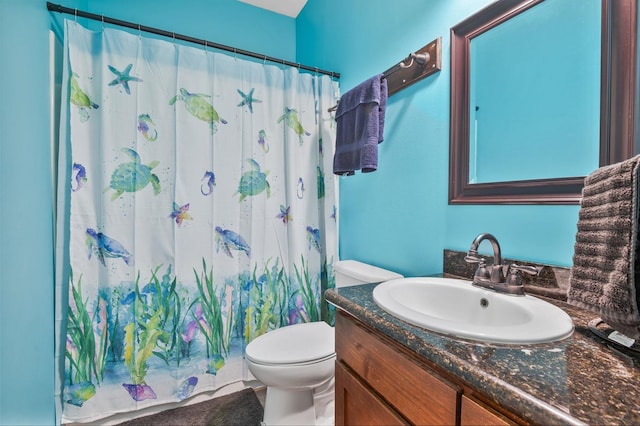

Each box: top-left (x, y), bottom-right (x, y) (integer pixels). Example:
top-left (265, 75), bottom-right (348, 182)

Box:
top-left (334, 260), bottom-right (403, 288)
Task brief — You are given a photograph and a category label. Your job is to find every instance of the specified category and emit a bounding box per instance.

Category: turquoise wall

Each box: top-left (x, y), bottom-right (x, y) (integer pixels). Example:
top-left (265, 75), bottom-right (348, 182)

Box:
top-left (297, 0), bottom-right (585, 276)
top-left (0, 0), bottom-right (605, 423)
top-left (0, 1), bottom-right (294, 424)
top-left (51, 0), bottom-right (297, 60)
top-left (0, 2), bottom-right (55, 425)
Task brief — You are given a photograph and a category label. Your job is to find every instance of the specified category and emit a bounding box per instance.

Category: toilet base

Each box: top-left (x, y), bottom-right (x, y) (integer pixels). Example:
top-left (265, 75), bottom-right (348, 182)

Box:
top-left (263, 386), bottom-right (316, 426)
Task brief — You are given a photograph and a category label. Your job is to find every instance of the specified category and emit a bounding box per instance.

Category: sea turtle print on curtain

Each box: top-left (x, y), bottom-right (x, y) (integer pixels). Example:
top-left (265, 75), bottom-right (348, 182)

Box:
top-left (57, 21), bottom-right (338, 423)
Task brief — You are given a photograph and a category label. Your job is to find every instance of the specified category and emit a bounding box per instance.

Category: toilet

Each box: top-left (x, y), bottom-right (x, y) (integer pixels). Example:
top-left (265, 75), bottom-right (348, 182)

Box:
top-left (245, 260), bottom-right (403, 425)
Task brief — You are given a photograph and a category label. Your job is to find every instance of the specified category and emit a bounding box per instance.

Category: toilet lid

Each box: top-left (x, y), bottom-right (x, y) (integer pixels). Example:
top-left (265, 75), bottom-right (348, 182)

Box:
top-left (245, 321), bottom-right (335, 365)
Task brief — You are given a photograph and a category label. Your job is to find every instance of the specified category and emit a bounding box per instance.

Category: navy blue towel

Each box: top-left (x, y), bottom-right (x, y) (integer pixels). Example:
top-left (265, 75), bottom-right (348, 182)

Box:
top-left (333, 74), bottom-right (388, 175)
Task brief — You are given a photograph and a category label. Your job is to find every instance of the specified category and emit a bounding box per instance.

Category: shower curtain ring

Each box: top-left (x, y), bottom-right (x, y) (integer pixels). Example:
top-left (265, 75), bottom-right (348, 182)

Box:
top-left (204, 40), bottom-right (208, 55)
top-left (138, 24), bottom-right (142, 39)
top-left (234, 48), bottom-right (237, 61)
top-left (74, 8), bottom-right (77, 22)
top-left (263, 55), bottom-right (267, 65)
top-left (101, 14), bottom-right (105, 29)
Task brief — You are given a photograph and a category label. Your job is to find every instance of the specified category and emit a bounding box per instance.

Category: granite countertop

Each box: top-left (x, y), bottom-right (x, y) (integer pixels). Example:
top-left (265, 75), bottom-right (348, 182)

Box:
top-left (326, 282), bottom-right (640, 425)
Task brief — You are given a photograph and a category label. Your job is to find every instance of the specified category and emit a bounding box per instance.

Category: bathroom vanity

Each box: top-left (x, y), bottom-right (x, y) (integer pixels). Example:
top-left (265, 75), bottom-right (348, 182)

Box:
top-left (327, 281), bottom-right (640, 425)
top-left (335, 310), bottom-right (513, 425)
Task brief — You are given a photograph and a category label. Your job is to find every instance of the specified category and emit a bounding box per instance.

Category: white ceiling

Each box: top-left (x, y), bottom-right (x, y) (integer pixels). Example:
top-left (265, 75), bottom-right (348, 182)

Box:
top-left (237, 0), bottom-right (308, 18)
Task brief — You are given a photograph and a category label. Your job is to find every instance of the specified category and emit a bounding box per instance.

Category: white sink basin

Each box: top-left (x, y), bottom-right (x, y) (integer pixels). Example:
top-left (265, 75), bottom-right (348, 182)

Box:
top-left (373, 277), bottom-right (574, 344)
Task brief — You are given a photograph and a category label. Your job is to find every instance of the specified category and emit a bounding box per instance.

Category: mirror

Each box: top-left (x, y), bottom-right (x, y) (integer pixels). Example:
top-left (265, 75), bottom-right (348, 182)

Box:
top-left (449, 0), bottom-right (637, 204)
top-left (469, 0), bottom-right (600, 184)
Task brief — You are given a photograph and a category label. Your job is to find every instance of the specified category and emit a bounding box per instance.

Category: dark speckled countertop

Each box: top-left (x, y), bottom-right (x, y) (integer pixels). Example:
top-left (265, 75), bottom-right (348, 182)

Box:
top-left (326, 282), bottom-right (640, 425)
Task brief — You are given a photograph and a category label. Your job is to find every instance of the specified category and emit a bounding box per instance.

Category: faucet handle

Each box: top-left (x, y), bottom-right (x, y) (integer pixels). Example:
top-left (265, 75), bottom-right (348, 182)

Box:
top-left (474, 259), bottom-right (491, 281)
top-left (505, 264), bottom-right (540, 293)
top-left (465, 251), bottom-right (492, 281)
top-left (510, 264), bottom-right (540, 276)
top-left (464, 249), bottom-right (482, 263)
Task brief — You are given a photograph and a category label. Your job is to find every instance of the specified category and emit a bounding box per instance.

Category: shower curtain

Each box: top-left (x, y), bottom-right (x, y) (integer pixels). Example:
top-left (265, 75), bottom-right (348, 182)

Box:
top-left (55, 20), bottom-right (338, 422)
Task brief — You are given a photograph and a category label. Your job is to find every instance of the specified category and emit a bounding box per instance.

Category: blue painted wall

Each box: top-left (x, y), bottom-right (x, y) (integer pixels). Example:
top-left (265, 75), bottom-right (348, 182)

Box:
top-left (57, 0), bottom-right (297, 60)
top-left (0, 0), bottom-right (605, 423)
top-left (297, 0), bottom-right (588, 276)
top-left (0, 1), bottom-right (294, 424)
top-left (0, 2), bottom-right (55, 425)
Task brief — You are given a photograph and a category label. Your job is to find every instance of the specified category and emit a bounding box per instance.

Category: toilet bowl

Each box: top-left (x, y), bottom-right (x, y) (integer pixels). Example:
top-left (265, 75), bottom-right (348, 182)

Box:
top-left (246, 322), bottom-right (335, 425)
top-left (245, 260), bottom-right (403, 426)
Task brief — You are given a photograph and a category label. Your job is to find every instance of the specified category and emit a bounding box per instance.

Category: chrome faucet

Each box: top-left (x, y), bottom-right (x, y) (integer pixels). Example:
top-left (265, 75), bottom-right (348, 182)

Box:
top-left (464, 233), bottom-right (539, 296)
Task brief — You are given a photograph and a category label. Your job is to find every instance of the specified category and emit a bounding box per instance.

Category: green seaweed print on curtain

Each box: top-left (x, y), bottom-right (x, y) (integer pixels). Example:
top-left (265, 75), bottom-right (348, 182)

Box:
top-left (64, 271), bottom-right (105, 407)
top-left (191, 258), bottom-right (234, 375)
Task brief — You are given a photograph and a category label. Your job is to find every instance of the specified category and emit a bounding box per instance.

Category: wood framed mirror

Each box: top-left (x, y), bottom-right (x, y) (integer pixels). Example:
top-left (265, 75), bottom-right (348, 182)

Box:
top-left (449, 0), bottom-right (637, 204)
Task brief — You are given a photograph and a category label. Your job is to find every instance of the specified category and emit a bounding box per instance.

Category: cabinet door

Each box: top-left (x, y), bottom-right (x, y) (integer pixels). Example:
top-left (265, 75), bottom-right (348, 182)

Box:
top-left (335, 361), bottom-right (409, 426)
top-left (461, 395), bottom-right (512, 426)
top-left (336, 311), bottom-right (461, 425)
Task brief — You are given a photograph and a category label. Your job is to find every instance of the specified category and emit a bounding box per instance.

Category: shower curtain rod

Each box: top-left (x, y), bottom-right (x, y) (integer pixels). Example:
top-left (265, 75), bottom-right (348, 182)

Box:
top-left (46, 2), bottom-right (340, 79)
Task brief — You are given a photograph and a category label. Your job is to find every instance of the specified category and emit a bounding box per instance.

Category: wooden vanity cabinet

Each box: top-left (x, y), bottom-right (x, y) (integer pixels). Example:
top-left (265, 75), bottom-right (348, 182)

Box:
top-left (335, 361), bottom-right (409, 425)
top-left (461, 395), bottom-right (511, 426)
top-left (334, 310), bottom-right (520, 426)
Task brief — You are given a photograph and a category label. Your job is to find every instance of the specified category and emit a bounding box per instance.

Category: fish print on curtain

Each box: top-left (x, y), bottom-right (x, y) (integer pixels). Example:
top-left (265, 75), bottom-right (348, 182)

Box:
top-left (60, 21), bottom-right (338, 422)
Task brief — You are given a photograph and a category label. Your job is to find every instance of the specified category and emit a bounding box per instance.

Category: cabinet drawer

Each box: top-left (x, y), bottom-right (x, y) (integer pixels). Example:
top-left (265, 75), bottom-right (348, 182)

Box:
top-left (461, 395), bottom-right (512, 426)
top-left (336, 311), bottom-right (461, 425)
top-left (336, 361), bottom-right (409, 426)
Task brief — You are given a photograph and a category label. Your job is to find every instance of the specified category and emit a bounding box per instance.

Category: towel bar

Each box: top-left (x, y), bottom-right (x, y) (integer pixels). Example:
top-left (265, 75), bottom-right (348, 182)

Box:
top-left (328, 36), bottom-right (442, 112)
